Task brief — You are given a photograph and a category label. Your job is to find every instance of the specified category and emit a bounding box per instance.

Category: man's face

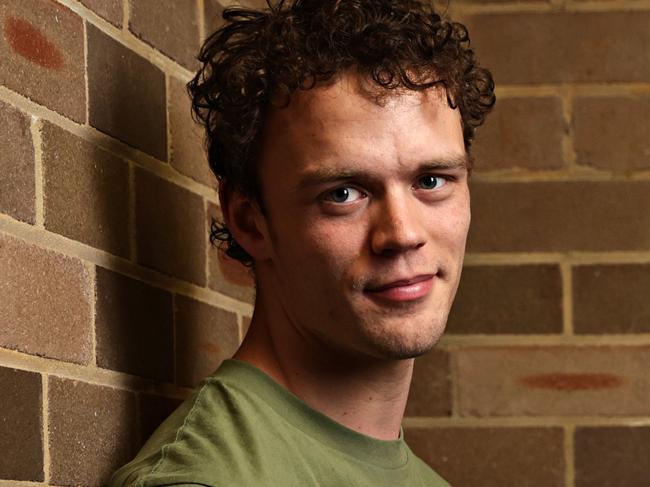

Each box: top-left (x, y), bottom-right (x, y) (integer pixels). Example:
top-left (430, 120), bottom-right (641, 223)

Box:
top-left (254, 73), bottom-right (469, 361)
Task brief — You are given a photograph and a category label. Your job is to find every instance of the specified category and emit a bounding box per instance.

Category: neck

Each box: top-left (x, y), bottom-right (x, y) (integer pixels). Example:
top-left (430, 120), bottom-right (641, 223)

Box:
top-left (233, 294), bottom-right (414, 441)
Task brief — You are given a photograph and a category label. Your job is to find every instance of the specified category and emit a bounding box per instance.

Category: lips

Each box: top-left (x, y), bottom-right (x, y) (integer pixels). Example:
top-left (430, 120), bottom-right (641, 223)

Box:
top-left (365, 274), bottom-right (435, 292)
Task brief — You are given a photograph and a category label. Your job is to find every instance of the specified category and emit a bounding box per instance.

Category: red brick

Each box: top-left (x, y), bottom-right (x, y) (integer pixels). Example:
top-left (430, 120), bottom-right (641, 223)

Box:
top-left (462, 12), bottom-right (650, 84)
top-left (0, 367), bottom-right (42, 481)
top-left (467, 181), bottom-right (650, 252)
top-left (0, 0), bottom-right (85, 121)
top-left (456, 346), bottom-right (650, 416)
top-left (208, 202), bottom-right (256, 302)
top-left (573, 264), bottom-right (650, 334)
top-left (405, 349), bottom-right (451, 417)
top-left (139, 393), bottom-right (183, 444)
top-left (573, 96), bottom-right (650, 171)
top-left (473, 97), bottom-right (565, 171)
top-left (135, 168), bottom-right (206, 285)
top-left (448, 265), bottom-right (563, 334)
top-left (95, 266), bottom-right (174, 381)
top-left (575, 426), bottom-right (650, 487)
top-left (175, 294), bottom-right (239, 387)
top-left (42, 122), bottom-right (130, 257)
top-left (406, 427), bottom-right (564, 487)
top-left (169, 76), bottom-right (216, 187)
top-left (87, 23), bottom-right (167, 161)
top-left (130, 0), bottom-right (200, 69)
top-left (48, 377), bottom-right (138, 486)
top-left (0, 233), bottom-right (93, 363)
top-left (80, 0), bottom-right (122, 27)
top-left (0, 100), bottom-right (34, 224)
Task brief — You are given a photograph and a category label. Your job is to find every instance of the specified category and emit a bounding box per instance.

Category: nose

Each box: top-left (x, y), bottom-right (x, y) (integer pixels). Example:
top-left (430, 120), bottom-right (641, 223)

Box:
top-left (369, 189), bottom-right (427, 256)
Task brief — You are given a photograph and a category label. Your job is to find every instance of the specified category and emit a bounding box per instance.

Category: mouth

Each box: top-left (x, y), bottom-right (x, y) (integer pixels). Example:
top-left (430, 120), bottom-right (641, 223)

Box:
top-left (363, 274), bottom-right (436, 303)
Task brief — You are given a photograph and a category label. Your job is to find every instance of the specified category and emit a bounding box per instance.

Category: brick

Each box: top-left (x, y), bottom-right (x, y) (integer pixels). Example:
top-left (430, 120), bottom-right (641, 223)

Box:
top-left (130, 0), bottom-right (200, 70)
top-left (135, 168), bottom-right (206, 285)
top-left (139, 393), bottom-right (183, 443)
top-left (0, 233), bottom-right (92, 363)
top-left (467, 181), bottom-right (650, 252)
top-left (575, 426), bottom-right (650, 487)
top-left (0, 100), bottom-right (34, 223)
top-left (456, 346), bottom-right (650, 416)
top-left (405, 349), bottom-right (451, 417)
top-left (95, 267), bottom-right (174, 381)
top-left (0, 367), bottom-right (42, 481)
top-left (573, 264), bottom-right (650, 334)
top-left (42, 122), bottom-right (130, 257)
top-left (204, 0), bottom-right (226, 38)
top-left (80, 0), bottom-right (122, 27)
top-left (169, 76), bottom-right (216, 187)
top-left (473, 97), bottom-right (565, 170)
top-left (87, 23), bottom-right (167, 161)
top-left (208, 202), bottom-right (256, 302)
top-left (49, 377), bottom-right (138, 486)
top-left (405, 427), bottom-right (564, 487)
top-left (175, 294), bottom-right (239, 387)
top-left (447, 265), bottom-right (563, 334)
top-left (462, 12), bottom-right (650, 84)
top-left (573, 96), bottom-right (650, 171)
top-left (0, 0), bottom-right (85, 122)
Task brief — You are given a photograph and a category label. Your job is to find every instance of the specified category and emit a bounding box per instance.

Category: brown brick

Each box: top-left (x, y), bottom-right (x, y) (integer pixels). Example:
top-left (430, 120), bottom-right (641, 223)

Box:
top-left (87, 23), bottom-right (167, 161)
top-left (139, 393), bottom-right (183, 444)
top-left (169, 76), bottom-right (216, 187)
top-left (204, 0), bottom-right (226, 37)
top-left (135, 168), bottom-right (206, 285)
top-left (473, 97), bottom-right (565, 171)
top-left (0, 100), bottom-right (34, 223)
top-left (175, 294), bottom-right (239, 387)
top-left (573, 264), bottom-right (650, 334)
top-left (208, 202), bottom-right (256, 302)
top-left (95, 267), bottom-right (174, 381)
top-left (573, 96), bottom-right (650, 171)
top-left (49, 377), bottom-right (138, 486)
top-left (463, 12), bottom-right (650, 84)
top-left (129, 0), bottom-right (200, 70)
top-left (0, 367), bottom-right (42, 481)
top-left (405, 427), bottom-right (564, 487)
top-left (448, 265), bottom-right (563, 334)
top-left (575, 426), bottom-right (650, 487)
top-left (80, 0), bottom-right (122, 27)
top-left (467, 181), bottom-right (650, 252)
top-left (0, 0), bottom-right (85, 122)
top-left (405, 349), bottom-right (451, 417)
top-left (456, 346), bottom-right (650, 416)
top-left (42, 122), bottom-right (130, 257)
top-left (0, 233), bottom-right (92, 363)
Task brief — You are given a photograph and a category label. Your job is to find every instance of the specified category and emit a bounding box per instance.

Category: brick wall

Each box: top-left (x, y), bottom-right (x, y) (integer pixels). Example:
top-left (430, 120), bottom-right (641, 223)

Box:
top-left (0, 1), bottom-right (647, 487)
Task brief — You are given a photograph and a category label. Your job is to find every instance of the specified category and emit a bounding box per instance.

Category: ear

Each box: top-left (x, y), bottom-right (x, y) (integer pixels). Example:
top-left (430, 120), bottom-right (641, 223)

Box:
top-left (219, 181), bottom-right (272, 262)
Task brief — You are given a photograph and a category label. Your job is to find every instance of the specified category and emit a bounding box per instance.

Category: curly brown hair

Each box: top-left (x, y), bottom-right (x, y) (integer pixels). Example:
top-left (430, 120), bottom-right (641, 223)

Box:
top-left (188, 0), bottom-right (495, 268)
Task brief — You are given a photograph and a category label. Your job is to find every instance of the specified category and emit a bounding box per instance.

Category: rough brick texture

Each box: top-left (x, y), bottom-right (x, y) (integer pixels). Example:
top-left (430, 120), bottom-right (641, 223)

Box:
top-left (0, 367), bottom-right (43, 481)
top-left (48, 377), bottom-right (139, 486)
top-left (0, 233), bottom-right (93, 363)
top-left (405, 349), bottom-right (451, 417)
top-left (175, 294), bottom-right (239, 387)
top-left (447, 265), bottom-right (563, 334)
top-left (573, 96), bottom-right (650, 171)
top-left (573, 264), bottom-right (650, 334)
top-left (0, 100), bottom-right (34, 224)
top-left (575, 426), bottom-right (650, 487)
top-left (87, 23), bottom-right (167, 161)
top-left (95, 266), bottom-right (174, 381)
top-left (473, 97), bottom-right (565, 171)
top-left (468, 181), bottom-right (650, 252)
top-left (80, 0), bottom-right (122, 27)
top-left (136, 168), bottom-right (206, 285)
top-left (462, 12), bottom-right (650, 84)
top-left (42, 122), bottom-right (131, 257)
top-left (456, 347), bottom-right (650, 417)
top-left (406, 427), bottom-right (565, 487)
top-left (0, 0), bottom-right (85, 121)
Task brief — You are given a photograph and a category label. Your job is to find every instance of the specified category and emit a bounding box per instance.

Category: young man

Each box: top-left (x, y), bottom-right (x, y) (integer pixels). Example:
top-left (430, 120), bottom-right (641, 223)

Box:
top-left (111, 1), bottom-right (494, 485)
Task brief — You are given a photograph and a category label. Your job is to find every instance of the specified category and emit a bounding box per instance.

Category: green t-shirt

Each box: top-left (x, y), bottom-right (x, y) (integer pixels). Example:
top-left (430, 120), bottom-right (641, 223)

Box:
top-left (110, 359), bottom-right (451, 487)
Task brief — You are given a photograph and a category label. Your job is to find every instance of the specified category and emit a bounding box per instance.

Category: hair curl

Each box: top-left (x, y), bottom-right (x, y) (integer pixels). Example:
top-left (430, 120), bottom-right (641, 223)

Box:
top-left (188, 0), bottom-right (495, 268)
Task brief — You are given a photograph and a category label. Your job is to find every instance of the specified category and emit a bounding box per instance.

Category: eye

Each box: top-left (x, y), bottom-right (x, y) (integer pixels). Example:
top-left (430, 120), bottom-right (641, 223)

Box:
top-left (416, 175), bottom-right (447, 190)
top-left (324, 186), bottom-right (366, 204)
